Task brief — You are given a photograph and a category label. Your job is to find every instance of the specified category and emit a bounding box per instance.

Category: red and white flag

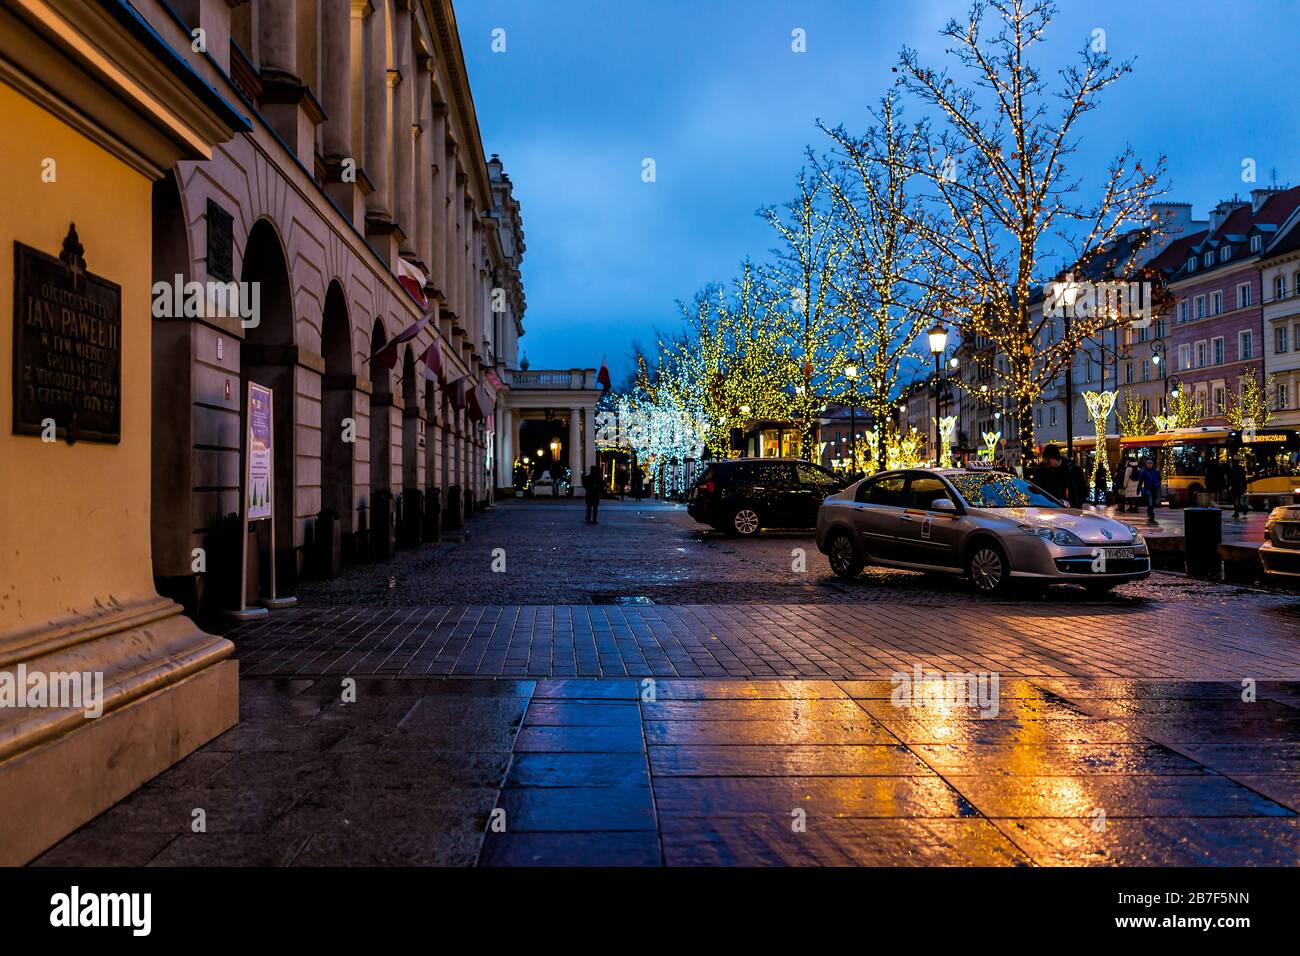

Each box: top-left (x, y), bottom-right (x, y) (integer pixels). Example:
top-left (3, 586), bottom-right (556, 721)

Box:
top-left (395, 257), bottom-right (428, 311)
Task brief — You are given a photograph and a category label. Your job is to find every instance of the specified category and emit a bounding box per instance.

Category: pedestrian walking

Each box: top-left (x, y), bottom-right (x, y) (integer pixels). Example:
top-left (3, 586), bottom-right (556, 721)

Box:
top-left (1121, 457), bottom-right (1142, 513)
top-left (1227, 459), bottom-right (1248, 519)
top-left (632, 465), bottom-right (645, 502)
top-left (582, 465), bottom-right (602, 524)
top-left (615, 465), bottom-right (629, 501)
top-left (1137, 457), bottom-right (1161, 524)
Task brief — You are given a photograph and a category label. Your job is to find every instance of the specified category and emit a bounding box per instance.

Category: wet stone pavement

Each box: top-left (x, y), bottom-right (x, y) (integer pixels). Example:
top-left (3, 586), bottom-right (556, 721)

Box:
top-left (34, 499), bottom-right (1300, 866)
top-left (34, 676), bottom-right (1300, 866)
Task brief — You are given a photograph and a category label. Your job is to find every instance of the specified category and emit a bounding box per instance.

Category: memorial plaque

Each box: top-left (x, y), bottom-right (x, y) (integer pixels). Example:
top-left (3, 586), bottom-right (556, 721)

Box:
top-left (12, 224), bottom-right (121, 444)
top-left (206, 198), bottom-right (234, 282)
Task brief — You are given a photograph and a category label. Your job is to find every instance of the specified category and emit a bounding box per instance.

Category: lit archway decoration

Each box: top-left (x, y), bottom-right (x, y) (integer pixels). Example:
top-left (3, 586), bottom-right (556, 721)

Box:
top-left (1083, 390), bottom-right (1117, 490)
top-left (981, 430), bottom-right (1001, 463)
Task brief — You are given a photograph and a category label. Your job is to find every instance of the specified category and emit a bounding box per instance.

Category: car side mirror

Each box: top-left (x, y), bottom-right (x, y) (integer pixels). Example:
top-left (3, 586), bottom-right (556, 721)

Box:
top-left (930, 498), bottom-right (957, 512)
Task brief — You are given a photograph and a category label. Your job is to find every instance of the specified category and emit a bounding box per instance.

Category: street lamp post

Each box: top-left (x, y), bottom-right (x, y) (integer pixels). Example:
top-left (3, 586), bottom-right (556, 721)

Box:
top-left (844, 365), bottom-right (858, 474)
top-left (927, 322), bottom-right (949, 466)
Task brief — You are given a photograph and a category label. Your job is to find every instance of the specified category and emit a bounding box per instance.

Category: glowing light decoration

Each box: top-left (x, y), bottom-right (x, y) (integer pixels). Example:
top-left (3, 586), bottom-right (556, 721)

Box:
top-left (1083, 390), bottom-right (1117, 490)
top-left (936, 415), bottom-right (957, 468)
top-left (981, 430), bottom-right (1002, 463)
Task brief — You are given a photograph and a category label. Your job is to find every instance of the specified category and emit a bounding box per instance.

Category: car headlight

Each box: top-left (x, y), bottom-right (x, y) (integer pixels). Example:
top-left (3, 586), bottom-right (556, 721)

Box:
top-left (1131, 532), bottom-right (1145, 549)
top-left (1019, 525), bottom-right (1085, 546)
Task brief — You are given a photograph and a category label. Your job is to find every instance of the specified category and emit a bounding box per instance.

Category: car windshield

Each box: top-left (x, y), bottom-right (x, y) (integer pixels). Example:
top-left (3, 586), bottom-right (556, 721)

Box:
top-left (948, 473), bottom-right (1062, 508)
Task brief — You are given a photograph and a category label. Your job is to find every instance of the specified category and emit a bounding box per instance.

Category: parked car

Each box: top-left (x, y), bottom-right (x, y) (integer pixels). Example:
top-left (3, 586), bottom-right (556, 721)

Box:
top-left (815, 464), bottom-right (1151, 595)
top-left (687, 458), bottom-right (846, 535)
top-left (1260, 503), bottom-right (1300, 579)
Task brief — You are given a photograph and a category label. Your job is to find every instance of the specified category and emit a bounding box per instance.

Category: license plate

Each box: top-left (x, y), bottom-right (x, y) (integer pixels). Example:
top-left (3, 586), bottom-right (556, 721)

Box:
top-left (1283, 525), bottom-right (1300, 541)
top-left (1103, 548), bottom-right (1135, 560)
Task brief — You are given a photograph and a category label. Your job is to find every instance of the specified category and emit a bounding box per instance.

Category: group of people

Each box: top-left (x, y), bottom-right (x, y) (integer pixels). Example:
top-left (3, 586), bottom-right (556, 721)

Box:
top-left (1111, 454), bottom-right (1163, 524)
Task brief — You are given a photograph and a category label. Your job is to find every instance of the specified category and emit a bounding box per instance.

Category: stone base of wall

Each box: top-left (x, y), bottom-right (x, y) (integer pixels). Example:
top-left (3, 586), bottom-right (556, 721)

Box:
top-left (0, 600), bottom-right (238, 864)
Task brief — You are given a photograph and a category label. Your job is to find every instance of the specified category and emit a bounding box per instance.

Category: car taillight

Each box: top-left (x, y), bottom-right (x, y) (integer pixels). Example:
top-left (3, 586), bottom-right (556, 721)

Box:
top-left (700, 481), bottom-right (715, 495)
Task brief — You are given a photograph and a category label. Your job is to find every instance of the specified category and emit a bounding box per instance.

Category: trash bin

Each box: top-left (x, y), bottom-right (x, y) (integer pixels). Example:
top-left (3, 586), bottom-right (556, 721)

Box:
top-left (1184, 507), bottom-right (1222, 578)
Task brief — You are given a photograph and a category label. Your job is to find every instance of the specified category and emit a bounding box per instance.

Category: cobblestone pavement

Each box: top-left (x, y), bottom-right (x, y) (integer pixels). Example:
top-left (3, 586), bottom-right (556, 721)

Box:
top-left (35, 677), bottom-right (1300, 866)
top-left (35, 498), bottom-right (1300, 866)
top-left (227, 499), bottom-right (1300, 681)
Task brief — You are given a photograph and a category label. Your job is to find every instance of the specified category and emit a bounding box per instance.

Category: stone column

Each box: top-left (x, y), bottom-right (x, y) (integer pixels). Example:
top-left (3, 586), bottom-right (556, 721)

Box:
top-left (258, 0), bottom-right (298, 80)
top-left (584, 405), bottom-right (596, 474)
top-left (321, 0), bottom-right (352, 162)
top-left (429, 104), bottom-right (448, 294)
top-left (393, 5), bottom-right (415, 256)
top-left (414, 58), bottom-right (433, 271)
top-left (363, 2), bottom-right (391, 220)
top-left (568, 407), bottom-right (582, 492)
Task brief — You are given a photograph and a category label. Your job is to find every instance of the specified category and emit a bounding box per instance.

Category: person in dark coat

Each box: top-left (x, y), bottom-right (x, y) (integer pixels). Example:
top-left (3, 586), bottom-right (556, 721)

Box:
top-left (1065, 454), bottom-right (1088, 508)
top-left (632, 466), bottom-right (645, 502)
top-left (1205, 457), bottom-right (1225, 506)
top-left (1137, 457), bottom-right (1161, 524)
top-left (1032, 444), bottom-right (1071, 504)
top-left (1226, 459), bottom-right (1248, 519)
top-left (582, 465), bottom-right (602, 523)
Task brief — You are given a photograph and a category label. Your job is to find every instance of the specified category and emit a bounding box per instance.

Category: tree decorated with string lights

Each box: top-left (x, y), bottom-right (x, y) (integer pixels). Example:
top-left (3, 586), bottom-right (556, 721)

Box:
top-left (1224, 371), bottom-right (1276, 431)
top-left (891, 0), bottom-right (1166, 464)
top-left (1115, 387), bottom-right (1152, 437)
top-left (760, 168), bottom-right (849, 454)
top-left (817, 92), bottom-right (950, 469)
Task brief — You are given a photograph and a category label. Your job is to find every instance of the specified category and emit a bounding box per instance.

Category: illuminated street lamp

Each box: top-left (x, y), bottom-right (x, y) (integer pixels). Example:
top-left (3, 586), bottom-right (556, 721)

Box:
top-left (928, 322), bottom-right (949, 464)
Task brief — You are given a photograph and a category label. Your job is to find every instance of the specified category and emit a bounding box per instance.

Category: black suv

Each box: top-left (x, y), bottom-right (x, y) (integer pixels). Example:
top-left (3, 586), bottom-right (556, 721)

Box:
top-left (687, 458), bottom-right (845, 535)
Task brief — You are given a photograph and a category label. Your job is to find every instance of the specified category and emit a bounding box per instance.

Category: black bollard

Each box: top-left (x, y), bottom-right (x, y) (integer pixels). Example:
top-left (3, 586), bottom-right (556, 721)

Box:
top-left (1184, 507), bottom-right (1222, 578)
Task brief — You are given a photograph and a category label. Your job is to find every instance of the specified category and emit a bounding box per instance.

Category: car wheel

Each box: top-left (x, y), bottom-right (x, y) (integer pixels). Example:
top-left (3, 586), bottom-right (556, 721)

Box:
top-left (966, 541), bottom-right (1009, 595)
top-left (826, 529), bottom-right (863, 580)
top-left (730, 506), bottom-right (761, 537)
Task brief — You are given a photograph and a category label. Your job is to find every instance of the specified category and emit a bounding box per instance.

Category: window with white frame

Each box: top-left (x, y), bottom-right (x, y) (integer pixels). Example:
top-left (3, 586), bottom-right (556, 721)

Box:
top-left (1213, 386), bottom-right (1225, 415)
top-left (1276, 274), bottom-right (1287, 301)
top-left (1036, 407), bottom-right (1043, 426)
top-left (1251, 235), bottom-right (1262, 252)
top-left (1210, 290), bottom-right (1223, 315)
top-left (1237, 282), bottom-right (1253, 308)
top-left (1204, 252), bottom-right (1214, 268)
top-left (1142, 360), bottom-right (1150, 382)
top-left (1294, 271), bottom-right (1300, 296)
top-left (1279, 381), bottom-right (1291, 410)
top-left (1178, 343), bottom-right (1192, 370)
top-left (1277, 326), bottom-right (1290, 354)
top-left (1220, 245), bottom-right (1230, 262)
top-left (1195, 294), bottom-right (1206, 319)
top-left (1187, 257), bottom-right (1197, 273)
top-left (1196, 340), bottom-right (1207, 368)
top-left (1125, 361), bottom-right (1133, 384)
top-left (1155, 317), bottom-right (1166, 338)
top-left (1049, 406), bottom-right (1057, 427)
top-left (1239, 329), bottom-right (1253, 360)
top-left (1212, 336), bottom-right (1224, 365)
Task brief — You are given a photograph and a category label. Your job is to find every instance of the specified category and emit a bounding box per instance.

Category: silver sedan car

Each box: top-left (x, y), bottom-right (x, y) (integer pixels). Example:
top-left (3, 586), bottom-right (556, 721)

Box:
top-left (815, 465), bottom-right (1150, 595)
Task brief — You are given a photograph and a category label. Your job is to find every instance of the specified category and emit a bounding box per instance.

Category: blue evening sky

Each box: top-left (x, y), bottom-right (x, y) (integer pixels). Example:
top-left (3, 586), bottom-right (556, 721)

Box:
top-left (458, 0), bottom-right (1299, 379)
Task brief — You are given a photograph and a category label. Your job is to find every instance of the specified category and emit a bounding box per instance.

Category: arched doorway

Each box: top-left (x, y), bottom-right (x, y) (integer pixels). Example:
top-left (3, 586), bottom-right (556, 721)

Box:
top-left (399, 344), bottom-right (421, 546)
top-left (240, 218), bottom-right (298, 589)
top-left (320, 281), bottom-right (355, 567)
top-left (368, 318), bottom-right (395, 558)
top-left (150, 172), bottom-right (195, 608)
